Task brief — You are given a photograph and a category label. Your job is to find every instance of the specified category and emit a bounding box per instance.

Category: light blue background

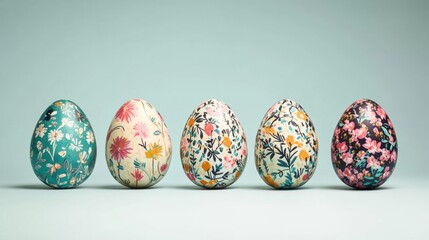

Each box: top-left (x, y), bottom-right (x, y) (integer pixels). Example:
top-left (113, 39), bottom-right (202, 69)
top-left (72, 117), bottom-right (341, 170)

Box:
top-left (0, 0), bottom-right (428, 187)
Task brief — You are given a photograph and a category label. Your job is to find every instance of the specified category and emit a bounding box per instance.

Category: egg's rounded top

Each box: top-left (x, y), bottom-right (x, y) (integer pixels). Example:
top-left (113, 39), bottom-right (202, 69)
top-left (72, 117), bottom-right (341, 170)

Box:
top-left (275, 98), bottom-right (300, 106)
top-left (195, 98), bottom-right (229, 109)
top-left (346, 98), bottom-right (380, 110)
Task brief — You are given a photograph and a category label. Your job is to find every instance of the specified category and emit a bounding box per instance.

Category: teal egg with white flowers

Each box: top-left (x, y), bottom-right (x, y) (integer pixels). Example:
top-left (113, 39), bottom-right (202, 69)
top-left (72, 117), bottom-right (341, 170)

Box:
top-left (30, 100), bottom-right (96, 188)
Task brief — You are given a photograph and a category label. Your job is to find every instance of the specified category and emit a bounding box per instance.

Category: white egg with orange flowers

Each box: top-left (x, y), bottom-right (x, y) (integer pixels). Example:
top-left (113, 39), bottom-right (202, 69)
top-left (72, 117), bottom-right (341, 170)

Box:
top-left (255, 99), bottom-right (318, 188)
top-left (180, 99), bottom-right (248, 189)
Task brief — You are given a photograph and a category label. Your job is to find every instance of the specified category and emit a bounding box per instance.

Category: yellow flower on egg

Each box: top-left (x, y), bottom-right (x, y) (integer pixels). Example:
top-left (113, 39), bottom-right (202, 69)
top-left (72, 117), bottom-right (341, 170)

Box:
top-left (201, 161), bottom-right (211, 172)
top-left (286, 135), bottom-right (295, 147)
top-left (299, 150), bottom-right (309, 161)
top-left (296, 111), bottom-right (308, 121)
top-left (264, 126), bottom-right (275, 134)
top-left (145, 142), bottom-right (163, 159)
top-left (222, 136), bottom-right (231, 149)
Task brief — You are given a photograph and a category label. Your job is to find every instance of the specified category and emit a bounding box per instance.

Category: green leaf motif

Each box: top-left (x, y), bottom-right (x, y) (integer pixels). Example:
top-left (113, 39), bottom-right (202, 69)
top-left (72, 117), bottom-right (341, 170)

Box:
top-left (381, 126), bottom-right (390, 137)
top-left (278, 159), bottom-right (289, 168)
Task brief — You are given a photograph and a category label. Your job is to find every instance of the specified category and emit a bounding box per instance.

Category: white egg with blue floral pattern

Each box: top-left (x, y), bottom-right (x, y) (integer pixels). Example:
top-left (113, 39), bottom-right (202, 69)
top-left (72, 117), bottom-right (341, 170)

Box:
top-left (255, 99), bottom-right (318, 188)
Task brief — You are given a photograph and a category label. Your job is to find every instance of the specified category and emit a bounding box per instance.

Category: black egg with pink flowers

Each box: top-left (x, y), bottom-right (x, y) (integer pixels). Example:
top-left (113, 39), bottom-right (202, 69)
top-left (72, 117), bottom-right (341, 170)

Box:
top-left (331, 99), bottom-right (398, 189)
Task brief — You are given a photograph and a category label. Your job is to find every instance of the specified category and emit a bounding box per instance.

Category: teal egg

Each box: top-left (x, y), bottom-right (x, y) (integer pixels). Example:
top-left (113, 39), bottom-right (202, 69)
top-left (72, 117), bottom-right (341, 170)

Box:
top-left (30, 100), bottom-right (96, 188)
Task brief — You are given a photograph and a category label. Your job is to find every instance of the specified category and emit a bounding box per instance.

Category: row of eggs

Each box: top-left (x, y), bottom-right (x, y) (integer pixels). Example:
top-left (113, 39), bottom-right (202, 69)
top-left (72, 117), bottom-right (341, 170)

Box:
top-left (30, 98), bottom-right (398, 190)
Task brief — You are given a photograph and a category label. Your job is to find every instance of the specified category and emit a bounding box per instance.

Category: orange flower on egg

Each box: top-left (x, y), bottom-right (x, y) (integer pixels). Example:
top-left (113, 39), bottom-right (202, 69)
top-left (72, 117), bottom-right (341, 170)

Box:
top-left (296, 111), bottom-right (308, 121)
top-left (264, 126), bottom-right (275, 134)
top-left (207, 180), bottom-right (217, 187)
top-left (299, 150), bottom-right (309, 161)
top-left (264, 175), bottom-right (277, 187)
top-left (187, 118), bottom-right (195, 127)
top-left (222, 136), bottom-right (231, 149)
top-left (183, 164), bottom-right (190, 172)
top-left (235, 171), bottom-right (241, 180)
top-left (49, 163), bottom-right (61, 175)
top-left (286, 135), bottom-right (294, 147)
top-left (201, 161), bottom-right (211, 172)
top-left (70, 177), bottom-right (76, 185)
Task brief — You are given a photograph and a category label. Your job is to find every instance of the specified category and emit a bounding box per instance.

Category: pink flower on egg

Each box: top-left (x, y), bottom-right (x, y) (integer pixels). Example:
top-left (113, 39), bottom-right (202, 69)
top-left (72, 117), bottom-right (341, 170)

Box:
top-left (239, 146), bottom-right (247, 157)
top-left (366, 156), bottom-right (380, 169)
top-left (133, 121), bottom-right (149, 138)
top-left (382, 166), bottom-right (391, 179)
top-left (352, 127), bottom-right (367, 141)
top-left (363, 138), bottom-right (381, 154)
top-left (223, 155), bottom-right (237, 169)
top-left (180, 138), bottom-right (188, 152)
top-left (335, 128), bottom-right (341, 137)
top-left (366, 102), bottom-right (373, 110)
top-left (115, 100), bottom-right (137, 123)
top-left (206, 107), bottom-right (220, 117)
top-left (380, 149), bottom-right (391, 162)
top-left (388, 118), bottom-right (394, 128)
top-left (341, 152), bottom-right (354, 165)
top-left (391, 150), bottom-right (397, 163)
top-left (186, 172), bottom-right (196, 181)
top-left (336, 142), bottom-right (348, 153)
top-left (343, 120), bottom-right (355, 133)
top-left (348, 174), bottom-right (358, 184)
top-left (204, 123), bottom-right (214, 136)
top-left (343, 168), bottom-right (352, 177)
top-left (376, 107), bottom-right (387, 119)
top-left (389, 130), bottom-right (395, 144)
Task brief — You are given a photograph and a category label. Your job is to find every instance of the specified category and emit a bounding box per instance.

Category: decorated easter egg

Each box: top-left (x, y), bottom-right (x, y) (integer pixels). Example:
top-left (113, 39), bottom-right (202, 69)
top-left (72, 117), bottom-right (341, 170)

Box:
top-left (30, 100), bottom-right (96, 188)
top-left (255, 99), bottom-right (318, 189)
top-left (331, 99), bottom-right (398, 189)
top-left (106, 99), bottom-right (172, 188)
top-left (180, 99), bottom-right (248, 188)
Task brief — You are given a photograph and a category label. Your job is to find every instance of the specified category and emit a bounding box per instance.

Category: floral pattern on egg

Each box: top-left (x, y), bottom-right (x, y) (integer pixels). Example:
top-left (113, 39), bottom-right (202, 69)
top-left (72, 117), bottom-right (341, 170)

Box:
top-left (331, 99), bottom-right (398, 189)
top-left (30, 100), bottom-right (96, 188)
top-left (255, 99), bottom-right (318, 188)
top-left (180, 99), bottom-right (248, 188)
top-left (106, 99), bottom-right (172, 188)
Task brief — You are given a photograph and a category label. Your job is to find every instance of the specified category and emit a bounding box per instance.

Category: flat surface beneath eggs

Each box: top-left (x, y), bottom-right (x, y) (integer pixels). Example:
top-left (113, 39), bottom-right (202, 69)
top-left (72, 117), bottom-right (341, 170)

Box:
top-left (1, 178), bottom-right (427, 240)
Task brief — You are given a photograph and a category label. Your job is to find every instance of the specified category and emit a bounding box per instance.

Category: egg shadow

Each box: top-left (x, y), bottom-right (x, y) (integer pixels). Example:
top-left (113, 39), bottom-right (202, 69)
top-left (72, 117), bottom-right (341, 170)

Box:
top-left (86, 185), bottom-right (169, 190)
top-left (319, 185), bottom-right (395, 191)
top-left (172, 185), bottom-right (237, 191)
top-left (238, 185), bottom-right (315, 191)
top-left (4, 184), bottom-right (88, 190)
